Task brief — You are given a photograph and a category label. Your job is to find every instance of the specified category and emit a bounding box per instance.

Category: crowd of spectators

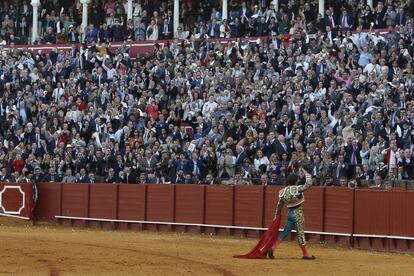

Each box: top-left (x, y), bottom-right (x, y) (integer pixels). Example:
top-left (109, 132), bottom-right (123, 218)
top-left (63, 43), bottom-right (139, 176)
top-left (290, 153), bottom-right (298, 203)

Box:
top-left (0, 0), bottom-right (414, 188)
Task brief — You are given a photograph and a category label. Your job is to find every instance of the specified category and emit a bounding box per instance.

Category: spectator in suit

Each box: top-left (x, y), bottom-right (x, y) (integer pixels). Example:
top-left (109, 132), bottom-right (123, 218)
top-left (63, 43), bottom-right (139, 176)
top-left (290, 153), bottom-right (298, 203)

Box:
top-left (172, 169), bottom-right (185, 184)
top-left (0, 167), bottom-right (13, 182)
top-left (373, 2), bottom-right (386, 28)
top-left (230, 17), bottom-right (242, 37)
top-left (339, 9), bottom-right (353, 30)
top-left (325, 10), bottom-right (337, 29)
top-left (255, 16), bottom-right (268, 36)
top-left (360, 164), bottom-right (374, 180)
top-left (185, 152), bottom-right (204, 180)
top-left (345, 140), bottom-right (362, 166)
top-left (105, 168), bottom-right (119, 183)
top-left (395, 7), bottom-right (406, 26)
top-left (160, 19), bottom-right (172, 39)
top-left (384, 5), bottom-right (397, 27)
top-left (44, 168), bottom-right (63, 183)
top-left (77, 168), bottom-right (90, 183)
top-left (260, 174), bottom-right (270, 186)
top-left (223, 172), bottom-right (250, 185)
top-left (16, 16), bottom-right (29, 44)
top-left (138, 173), bottom-right (147, 184)
top-left (207, 18), bottom-right (220, 38)
top-left (139, 149), bottom-right (158, 174)
top-left (67, 25), bottom-right (79, 43)
top-left (88, 173), bottom-right (96, 183)
top-left (370, 175), bottom-right (387, 189)
top-left (199, 173), bottom-right (217, 185)
top-left (399, 149), bottom-right (414, 180)
top-left (134, 16), bottom-right (146, 41)
top-left (275, 135), bottom-right (290, 157)
top-left (332, 154), bottom-right (350, 182)
top-left (33, 167), bottom-right (44, 183)
top-left (122, 167), bottom-right (136, 184)
top-left (84, 24), bottom-right (99, 43)
top-left (184, 173), bottom-right (194, 184)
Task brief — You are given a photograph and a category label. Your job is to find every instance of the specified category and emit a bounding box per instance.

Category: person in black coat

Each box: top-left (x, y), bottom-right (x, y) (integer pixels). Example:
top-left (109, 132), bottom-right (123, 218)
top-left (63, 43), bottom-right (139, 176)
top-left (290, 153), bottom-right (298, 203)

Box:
top-left (345, 140), bottom-right (362, 165)
top-left (331, 154), bottom-right (350, 181)
top-left (105, 168), bottom-right (119, 183)
top-left (121, 167), bottom-right (137, 184)
top-left (77, 168), bottom-right (90, 183)
top-left (359, 164), bottom-right (374, 180)
top-left (33, 167), bottom-right (44, 183)
top-left (43, 168), bottom-right (63, 183)
top-left (399, 149), bottom-right (414, 180)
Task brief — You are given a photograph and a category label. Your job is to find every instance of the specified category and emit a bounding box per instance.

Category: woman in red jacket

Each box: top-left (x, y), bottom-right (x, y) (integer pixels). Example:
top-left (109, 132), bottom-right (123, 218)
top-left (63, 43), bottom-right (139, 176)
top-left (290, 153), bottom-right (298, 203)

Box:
top-left (12, 154), bottom-right (25, 173)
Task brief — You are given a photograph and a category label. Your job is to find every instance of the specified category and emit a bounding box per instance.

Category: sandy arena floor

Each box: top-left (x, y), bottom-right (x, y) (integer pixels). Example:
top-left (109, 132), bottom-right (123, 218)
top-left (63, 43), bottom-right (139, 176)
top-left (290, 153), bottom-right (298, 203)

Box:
top-left (0, 219), bottom-right (413, 276)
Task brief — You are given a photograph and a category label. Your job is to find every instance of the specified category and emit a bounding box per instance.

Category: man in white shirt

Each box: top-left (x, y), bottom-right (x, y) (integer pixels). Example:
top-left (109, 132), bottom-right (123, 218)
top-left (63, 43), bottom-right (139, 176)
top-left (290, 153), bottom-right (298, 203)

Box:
top-left (65, 104), bottom-right (80, 123)
top-left (363, 57), bottom-right (381, 77)
top-left (102, 57), bottom-right (117, 80)
top-left (52, 82), bottom-right (65, 102)
top-left (202, 96), bottom-right (218, 119)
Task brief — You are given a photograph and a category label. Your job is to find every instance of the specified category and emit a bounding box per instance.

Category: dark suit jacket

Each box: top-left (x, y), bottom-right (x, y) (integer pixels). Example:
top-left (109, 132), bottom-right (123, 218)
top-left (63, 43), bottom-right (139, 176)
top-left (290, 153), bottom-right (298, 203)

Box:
top-left (358, 171), bottom-right (374, 180)
top-left (121, 173), bottom-right (136, 184)
top-left (276, 122), bottom-right (293, 137)
top-left (331, 163), bottom-right (350, 179)
top-left (235, 152), bottom-right (247, 168)
top-left (184, 159), bottom-right (204, 176)
top-left (395, 13), bottom-right (406, 26)
top-left (43, 173), bottom-right (62, 182)
top-left (324, 15), bottom-right (337, 29)
top-left (345, 145), bottom-right (362, 164)
top-left (139, 157), bottom-right (159, 173)
top-left (207, 24), bottom-right (220, 38)
top-left (77, 175), bottom-right (91, 183)
top-left (106, 176), bottom-right (119, 184)
top-left (275, 141), bottom-right (290, 156)
top-left (339, 15), bottom-right (354, 29)
top-left (400, 158), bottom-right (414, 179)
top-left (159, 23), bottom-right (173, 39)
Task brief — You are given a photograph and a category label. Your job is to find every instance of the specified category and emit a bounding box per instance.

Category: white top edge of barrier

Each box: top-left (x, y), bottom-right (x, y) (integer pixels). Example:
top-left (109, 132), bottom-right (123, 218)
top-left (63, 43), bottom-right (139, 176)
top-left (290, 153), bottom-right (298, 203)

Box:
top-left (55, 215), bottom-right (352, 237)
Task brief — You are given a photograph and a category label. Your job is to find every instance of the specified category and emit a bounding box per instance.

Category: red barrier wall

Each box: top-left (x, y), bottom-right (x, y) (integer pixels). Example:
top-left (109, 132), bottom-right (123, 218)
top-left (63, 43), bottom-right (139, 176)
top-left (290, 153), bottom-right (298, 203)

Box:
top-left (61, 184), bottom-right (89, 218)
top-left (175, 185), bottom-right (205, 224)
top-left (323, 188), bottom-right (354, 244)
top-left (234, 186), bottom-right (264, 228)
top-left (301, 188), bottom-right (324, 233)
top-left (205, 185), bottom-right (234, 226)
top-left (32, 184), bottom-right (414, 253)
top-left (146, 185), bottom-right (175, 221)
top-left (389, 191), bottom-right (414, 252)
top-left (35, 183), bottom-right (61, 222)
top-left (354, 190), bottom-right (391, 251)
top-left (117, 185), bottom-right (146, 221)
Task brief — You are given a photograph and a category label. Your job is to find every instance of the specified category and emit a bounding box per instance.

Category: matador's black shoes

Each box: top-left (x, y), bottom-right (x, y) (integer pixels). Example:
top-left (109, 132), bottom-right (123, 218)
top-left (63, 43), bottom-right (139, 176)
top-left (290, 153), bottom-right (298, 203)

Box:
top-left (302, 255), bottom-right (316, 260)
top-left (268, 248), bottom-right (275, 259)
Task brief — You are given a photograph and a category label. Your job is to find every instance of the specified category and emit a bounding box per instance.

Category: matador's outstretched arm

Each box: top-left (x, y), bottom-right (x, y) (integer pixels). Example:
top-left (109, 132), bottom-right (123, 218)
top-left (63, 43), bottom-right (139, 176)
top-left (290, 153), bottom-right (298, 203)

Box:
top-left (298, 168), bottom-right (313, 192)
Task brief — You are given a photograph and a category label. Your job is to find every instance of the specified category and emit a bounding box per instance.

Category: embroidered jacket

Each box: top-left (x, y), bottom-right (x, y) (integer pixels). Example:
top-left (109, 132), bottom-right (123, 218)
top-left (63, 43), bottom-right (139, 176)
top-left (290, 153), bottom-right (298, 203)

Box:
top-left (275, 172), bottom-right (313, 216)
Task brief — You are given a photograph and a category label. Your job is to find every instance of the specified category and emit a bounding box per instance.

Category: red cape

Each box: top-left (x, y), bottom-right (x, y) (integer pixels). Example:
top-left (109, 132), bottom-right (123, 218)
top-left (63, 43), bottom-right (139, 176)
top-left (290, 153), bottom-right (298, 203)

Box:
top-left (233, 215), bottom-right (282, 259)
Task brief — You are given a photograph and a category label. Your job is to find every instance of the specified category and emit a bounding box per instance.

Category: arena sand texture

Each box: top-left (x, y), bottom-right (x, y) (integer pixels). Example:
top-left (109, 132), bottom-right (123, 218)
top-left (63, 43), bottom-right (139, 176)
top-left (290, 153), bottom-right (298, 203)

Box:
top-left (0, 218), bottom-right (413, 276)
